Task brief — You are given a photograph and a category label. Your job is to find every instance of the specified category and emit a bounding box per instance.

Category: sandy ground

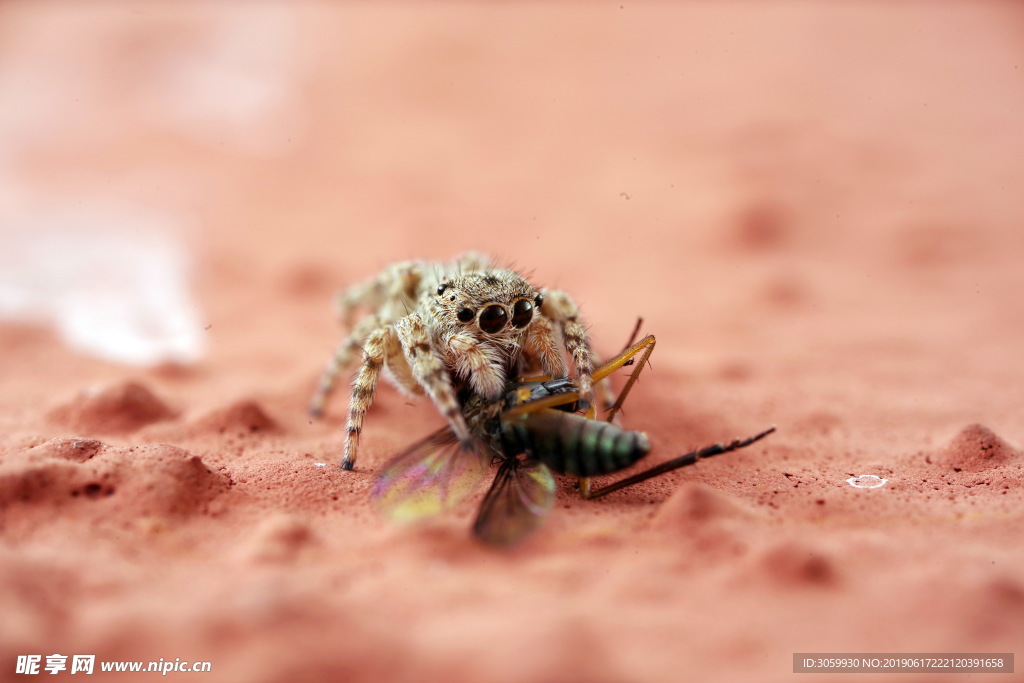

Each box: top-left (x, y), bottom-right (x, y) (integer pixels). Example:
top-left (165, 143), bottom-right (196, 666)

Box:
top-left (2, 2), bottom-right (1023, 682)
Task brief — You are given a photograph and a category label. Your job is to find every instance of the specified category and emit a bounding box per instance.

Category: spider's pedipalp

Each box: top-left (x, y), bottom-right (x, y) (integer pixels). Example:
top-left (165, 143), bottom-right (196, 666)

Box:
top-left (446, 331), bottom-right (509, 401)
top-left (522, 314), bottom-right (568, 380)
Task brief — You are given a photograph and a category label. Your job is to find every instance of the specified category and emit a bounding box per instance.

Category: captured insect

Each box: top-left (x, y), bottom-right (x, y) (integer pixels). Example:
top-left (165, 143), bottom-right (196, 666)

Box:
top-left (309, 253), bottom-right (602, 471)
top-left (373, 331), bottom-right (776, 545)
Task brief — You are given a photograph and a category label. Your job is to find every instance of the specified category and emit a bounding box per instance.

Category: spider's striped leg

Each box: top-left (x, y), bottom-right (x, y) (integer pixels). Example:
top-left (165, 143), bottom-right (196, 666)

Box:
top-left (341, 325), bottom-right (397, 471)
top-left (538, 289), bottom-right (596, 404)
top-left (394, 315), bottom-right (473, 447)
top-left (309, 315), bottom-right (381, 418)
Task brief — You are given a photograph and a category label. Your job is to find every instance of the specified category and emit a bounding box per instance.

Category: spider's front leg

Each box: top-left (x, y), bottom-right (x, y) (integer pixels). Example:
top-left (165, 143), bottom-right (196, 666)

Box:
top-left (341, 324), bottom-right (397, 471)
top-left (394, 315), bottom-right (474, 447)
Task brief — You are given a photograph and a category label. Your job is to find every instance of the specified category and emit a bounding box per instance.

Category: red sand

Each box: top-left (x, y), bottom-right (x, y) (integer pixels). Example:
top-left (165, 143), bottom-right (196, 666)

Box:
top-left (1, 3), bottom-right (1023, 682)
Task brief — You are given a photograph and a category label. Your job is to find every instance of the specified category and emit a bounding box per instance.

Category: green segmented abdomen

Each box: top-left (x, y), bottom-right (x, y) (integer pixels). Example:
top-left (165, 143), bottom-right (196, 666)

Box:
top-left (500, 411), bottom-right (650, 478)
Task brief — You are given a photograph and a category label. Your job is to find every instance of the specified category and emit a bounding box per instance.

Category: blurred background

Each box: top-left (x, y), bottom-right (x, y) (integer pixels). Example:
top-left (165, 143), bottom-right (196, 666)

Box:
top-left (2, 0), bottom-right (1022, 401)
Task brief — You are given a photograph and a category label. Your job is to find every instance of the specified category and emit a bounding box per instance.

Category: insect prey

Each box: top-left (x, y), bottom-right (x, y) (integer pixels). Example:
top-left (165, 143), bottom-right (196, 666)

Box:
top-left (373, 332), bottom-right (776, 545)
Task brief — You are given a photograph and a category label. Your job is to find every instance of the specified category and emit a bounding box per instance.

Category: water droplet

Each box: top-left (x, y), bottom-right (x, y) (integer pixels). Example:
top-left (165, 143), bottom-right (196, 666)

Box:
top-left (846, 474), bottom-right (887, 489)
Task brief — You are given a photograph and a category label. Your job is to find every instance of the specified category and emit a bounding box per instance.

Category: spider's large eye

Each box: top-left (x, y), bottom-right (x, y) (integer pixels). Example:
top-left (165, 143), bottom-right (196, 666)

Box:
top-left (456, 307), bottom-right (474, 323)
top-left (478, 304), bottom-right (508, 333)
top-left (511, 299), bottom-right (534, 329)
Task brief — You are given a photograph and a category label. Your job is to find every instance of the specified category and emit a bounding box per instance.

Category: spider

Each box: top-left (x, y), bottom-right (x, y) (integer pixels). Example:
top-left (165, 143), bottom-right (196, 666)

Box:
top-left (310, 253), bottom-right (599, 471)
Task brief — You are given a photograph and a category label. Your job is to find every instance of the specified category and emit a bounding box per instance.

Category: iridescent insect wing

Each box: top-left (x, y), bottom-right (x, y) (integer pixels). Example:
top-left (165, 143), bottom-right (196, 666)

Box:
top-left (372, 428), bottom-right (489, 523)
top-left (472, 458), bottom-right (556, 546)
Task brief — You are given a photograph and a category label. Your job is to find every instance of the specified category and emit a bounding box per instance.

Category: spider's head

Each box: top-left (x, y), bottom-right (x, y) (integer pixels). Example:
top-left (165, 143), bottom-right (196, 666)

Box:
top-left (433, 270), bottom-right (543, 341)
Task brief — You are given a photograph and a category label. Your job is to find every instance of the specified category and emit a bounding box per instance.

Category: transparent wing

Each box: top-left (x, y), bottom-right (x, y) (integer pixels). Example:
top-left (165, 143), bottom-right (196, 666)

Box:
top-left (472, 458), bottom-right (556, 546)
top-left (372, 428), bottom-right (489, 523)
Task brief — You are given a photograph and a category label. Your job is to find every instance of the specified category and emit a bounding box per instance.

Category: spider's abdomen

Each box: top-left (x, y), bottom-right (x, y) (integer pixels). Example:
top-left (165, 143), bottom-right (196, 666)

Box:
top-left (499, 410), bottom-right (650, 478)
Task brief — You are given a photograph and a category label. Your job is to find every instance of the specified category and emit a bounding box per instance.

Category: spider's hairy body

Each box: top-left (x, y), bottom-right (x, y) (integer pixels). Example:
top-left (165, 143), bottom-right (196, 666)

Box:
top-left (310, 253), bottom-right (597, 471)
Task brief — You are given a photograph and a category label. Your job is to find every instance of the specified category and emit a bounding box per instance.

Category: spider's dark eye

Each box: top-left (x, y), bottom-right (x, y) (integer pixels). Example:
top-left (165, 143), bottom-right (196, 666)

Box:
top-left (456, 307), bottom-right (474, 323)
top-left (534, 293), bottom-right (544, 309)
top-left (437, 283), bottom-right (448, 296)
top-left (478, 304), bottom-right (508, 333)
top-left (511, 299), bottom-right (534, 329)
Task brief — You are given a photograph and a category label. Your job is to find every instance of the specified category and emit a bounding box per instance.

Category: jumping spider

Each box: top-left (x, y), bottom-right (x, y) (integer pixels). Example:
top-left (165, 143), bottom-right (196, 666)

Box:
top-left (311, 253), bottom-right (598, 470)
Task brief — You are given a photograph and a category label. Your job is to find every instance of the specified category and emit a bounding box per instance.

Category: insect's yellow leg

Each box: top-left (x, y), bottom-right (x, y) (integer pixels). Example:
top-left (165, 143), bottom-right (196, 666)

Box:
top-left (500, 335), bottom-right (656, 422)
top-left (578, 477), bottom-right (591, 499)
top-left (592, 334), bottom-right (656, 383)
top-left (602, 335), bottom-right (656, 425)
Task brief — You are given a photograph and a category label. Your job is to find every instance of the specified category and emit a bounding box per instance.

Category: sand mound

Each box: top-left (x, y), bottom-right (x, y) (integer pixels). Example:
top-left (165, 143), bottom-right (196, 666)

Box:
top-left (194, 399), bottom-right (279, 435)
top-left (935, 423), bottom-right (1020, 473)
top-left (47, 380), bottom-right (175, 434)
top-left (0, 439), bottom-right (228, 521)
top-left (648, 481), bottom-right (756, 529)
top-left (753, 540), bottom-right (838, 588)
top-left (236, 514), bottom-right (317, 564)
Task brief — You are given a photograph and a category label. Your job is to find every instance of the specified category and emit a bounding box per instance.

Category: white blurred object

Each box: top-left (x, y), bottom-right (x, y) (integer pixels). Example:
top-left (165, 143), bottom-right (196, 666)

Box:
top-left (0, 204), bottom-right (206, 366)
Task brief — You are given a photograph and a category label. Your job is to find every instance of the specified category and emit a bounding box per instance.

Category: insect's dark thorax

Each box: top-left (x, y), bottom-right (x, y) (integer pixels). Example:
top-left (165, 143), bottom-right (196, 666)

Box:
top-left (504, 377), bottom-right (580, 410)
